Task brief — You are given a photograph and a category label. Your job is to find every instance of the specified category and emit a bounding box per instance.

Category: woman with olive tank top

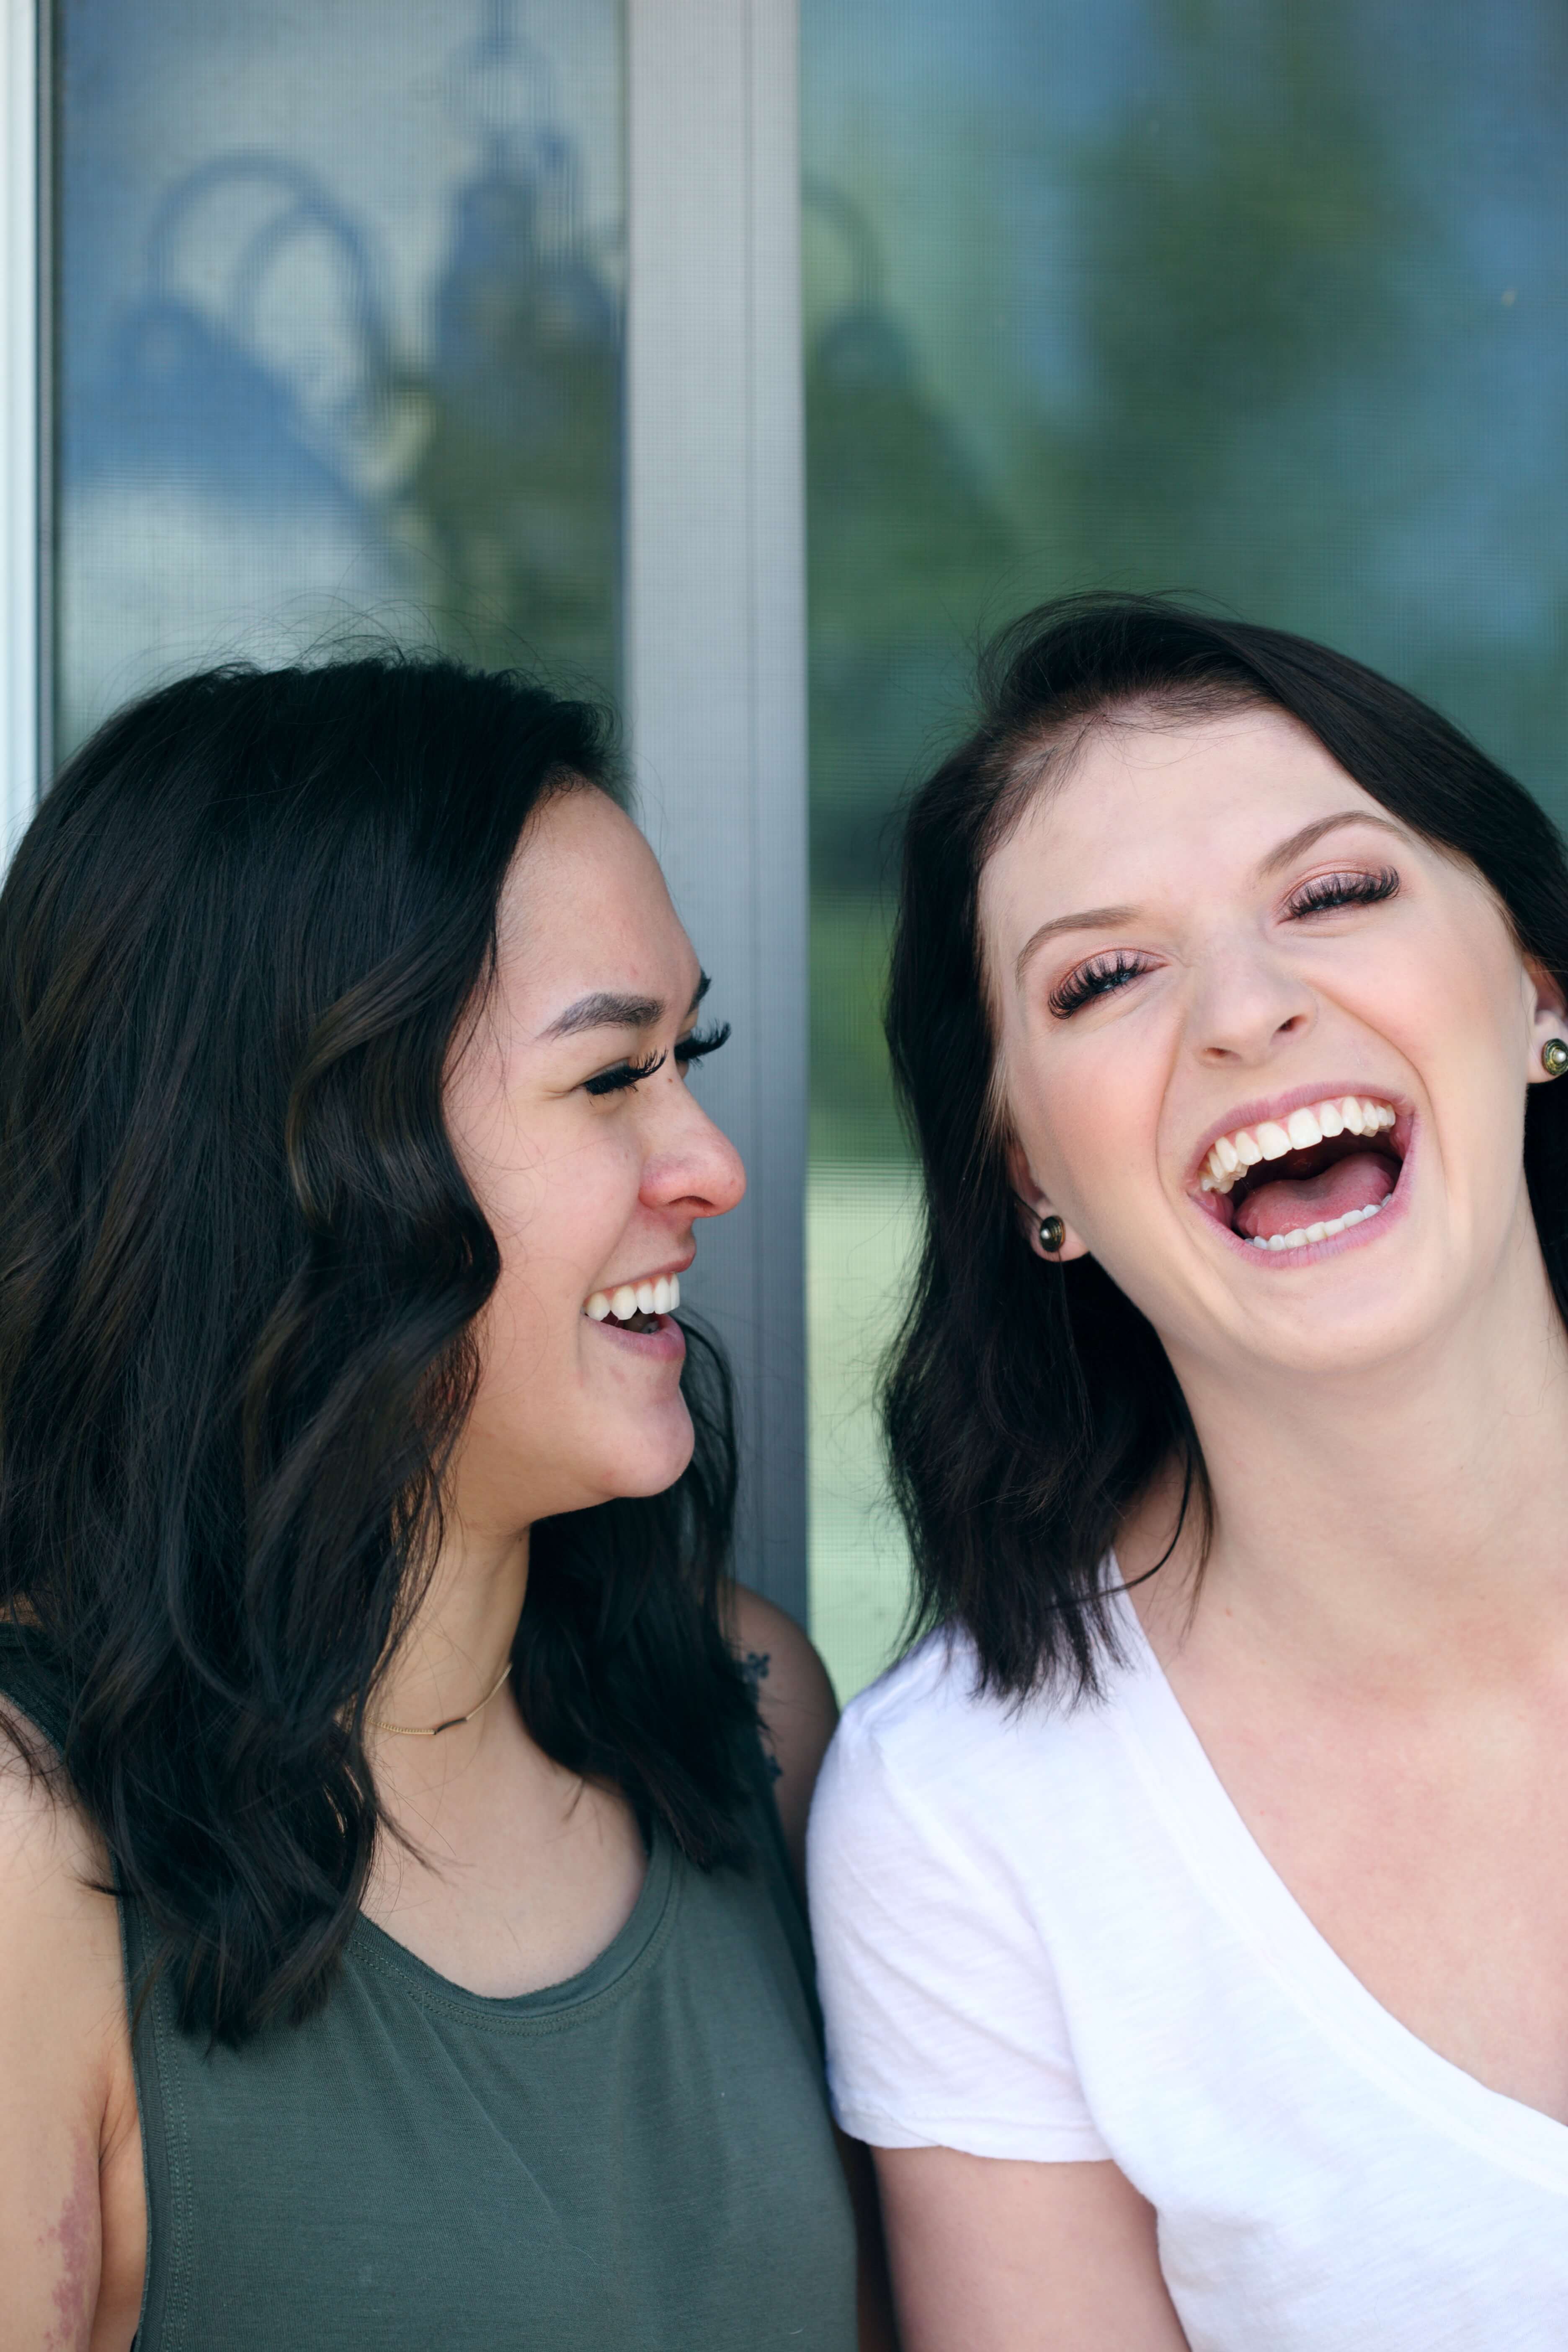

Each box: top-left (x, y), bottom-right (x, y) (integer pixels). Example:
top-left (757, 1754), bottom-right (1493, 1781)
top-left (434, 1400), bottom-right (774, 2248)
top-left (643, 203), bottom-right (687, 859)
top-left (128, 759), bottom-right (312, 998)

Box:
top-left (0, 1626), bottom-right (849, 2348)
top-left (0, 660), bottom-right (877, 2348)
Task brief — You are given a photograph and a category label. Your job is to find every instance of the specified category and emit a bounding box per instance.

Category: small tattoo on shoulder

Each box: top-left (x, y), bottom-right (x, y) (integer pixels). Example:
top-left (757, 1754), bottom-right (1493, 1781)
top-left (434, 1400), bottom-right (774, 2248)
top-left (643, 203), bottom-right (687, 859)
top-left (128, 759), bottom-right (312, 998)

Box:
top-left (739, 1652), bottom-right (783, 1780)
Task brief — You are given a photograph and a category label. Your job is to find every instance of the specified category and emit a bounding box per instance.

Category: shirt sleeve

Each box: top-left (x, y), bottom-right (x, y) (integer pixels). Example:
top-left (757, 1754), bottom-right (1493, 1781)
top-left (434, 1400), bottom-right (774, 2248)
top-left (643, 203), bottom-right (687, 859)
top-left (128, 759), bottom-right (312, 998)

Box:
top-left (807, 1700), bottom-right (1111, 2162)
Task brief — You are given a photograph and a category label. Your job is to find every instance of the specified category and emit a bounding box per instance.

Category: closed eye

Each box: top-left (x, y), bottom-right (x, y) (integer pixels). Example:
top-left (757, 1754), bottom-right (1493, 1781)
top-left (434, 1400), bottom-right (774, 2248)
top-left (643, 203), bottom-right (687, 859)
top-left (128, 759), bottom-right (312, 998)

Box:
top-left (584, 1050), bottom-right (665, 1097)
top-left (1286, 867), bottom-right (1400, 919)
top-left (583, 1021), bottom-right (730, 1098)
top-left (1049, 951), bottom-right (1155, 1019)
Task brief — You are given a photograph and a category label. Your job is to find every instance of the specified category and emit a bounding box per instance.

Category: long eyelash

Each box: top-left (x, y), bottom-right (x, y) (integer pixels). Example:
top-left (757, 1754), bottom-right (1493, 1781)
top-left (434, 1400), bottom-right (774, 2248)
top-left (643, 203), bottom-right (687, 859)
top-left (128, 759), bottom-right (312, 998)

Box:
top-left (585, 1050), bottom-right (666, 1098)
top-left (1289, 866), bottom-right (1400, 918)
top-left (1049, 952), bottom-right (1150, 1019)
top-left (583, 1020), bottom-right (731, 1099)
top-left (674, 1020), bottom-right (731, 1068)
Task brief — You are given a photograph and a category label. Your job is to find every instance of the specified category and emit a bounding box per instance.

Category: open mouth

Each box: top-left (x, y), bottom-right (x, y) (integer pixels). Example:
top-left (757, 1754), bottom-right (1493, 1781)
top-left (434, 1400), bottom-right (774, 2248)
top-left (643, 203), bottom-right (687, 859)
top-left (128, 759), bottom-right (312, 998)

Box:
top-left (584, 1272), bottom-right (682, 1333)
top-left (1194, 1094), bottom-right (1406, 1253)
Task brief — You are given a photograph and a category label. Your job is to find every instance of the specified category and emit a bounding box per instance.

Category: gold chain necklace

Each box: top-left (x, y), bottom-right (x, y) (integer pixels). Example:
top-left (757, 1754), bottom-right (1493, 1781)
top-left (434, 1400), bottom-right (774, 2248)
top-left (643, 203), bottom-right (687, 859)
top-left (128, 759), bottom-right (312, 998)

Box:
top-left (366, 1659), bottom-right (513, 1739)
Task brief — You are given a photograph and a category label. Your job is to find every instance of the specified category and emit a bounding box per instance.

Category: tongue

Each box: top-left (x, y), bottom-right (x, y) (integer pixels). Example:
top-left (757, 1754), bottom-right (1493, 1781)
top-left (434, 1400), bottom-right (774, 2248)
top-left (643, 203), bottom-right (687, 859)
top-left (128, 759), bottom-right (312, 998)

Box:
top-left (1234, 1150), bottom-right (1398, 1243)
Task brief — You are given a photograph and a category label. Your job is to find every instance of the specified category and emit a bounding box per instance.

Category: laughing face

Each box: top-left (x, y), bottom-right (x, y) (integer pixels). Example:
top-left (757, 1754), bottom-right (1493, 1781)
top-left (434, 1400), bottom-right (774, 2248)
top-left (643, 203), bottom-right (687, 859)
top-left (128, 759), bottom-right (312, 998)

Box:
top-left (443, 787), bottom-right (745, 1534)
top-left (980, 704), bottom-right (1565, 1385)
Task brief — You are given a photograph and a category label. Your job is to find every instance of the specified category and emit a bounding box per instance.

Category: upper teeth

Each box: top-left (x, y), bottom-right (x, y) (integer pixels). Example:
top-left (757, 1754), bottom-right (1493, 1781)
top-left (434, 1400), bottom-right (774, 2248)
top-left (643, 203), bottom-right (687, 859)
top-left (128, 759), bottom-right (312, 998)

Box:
top-left (1199, 1097), bottom-right (1396, 1195)
top-left (585, 1274), bottom-right (681, 1321)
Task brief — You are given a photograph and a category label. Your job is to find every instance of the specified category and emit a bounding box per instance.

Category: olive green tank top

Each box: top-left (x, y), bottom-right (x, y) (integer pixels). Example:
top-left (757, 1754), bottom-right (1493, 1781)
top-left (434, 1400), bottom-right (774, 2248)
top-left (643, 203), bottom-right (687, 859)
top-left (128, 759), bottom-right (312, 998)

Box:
top-left (0, 1629), bottom-right (858, 2351)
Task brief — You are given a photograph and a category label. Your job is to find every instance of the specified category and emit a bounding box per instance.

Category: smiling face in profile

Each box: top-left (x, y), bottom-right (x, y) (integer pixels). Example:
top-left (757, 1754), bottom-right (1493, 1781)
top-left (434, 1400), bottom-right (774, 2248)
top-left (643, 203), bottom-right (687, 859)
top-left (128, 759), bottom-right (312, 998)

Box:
top-left (444, 788), bottom-right (746, 1533)
top-left (980, 703), bottom-right (1565, 1388)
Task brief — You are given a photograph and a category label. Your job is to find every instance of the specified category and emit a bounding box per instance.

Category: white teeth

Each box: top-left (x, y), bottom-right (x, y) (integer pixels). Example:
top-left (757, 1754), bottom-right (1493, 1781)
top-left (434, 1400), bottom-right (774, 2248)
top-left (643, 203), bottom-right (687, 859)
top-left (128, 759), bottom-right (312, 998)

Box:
top-left (1246, 1199), bottom-right (1387, 1250)
top-left (1197, 1097), bottom-right (1398, 1194)
top-left (588, 1273), bottom-right (683, 1322)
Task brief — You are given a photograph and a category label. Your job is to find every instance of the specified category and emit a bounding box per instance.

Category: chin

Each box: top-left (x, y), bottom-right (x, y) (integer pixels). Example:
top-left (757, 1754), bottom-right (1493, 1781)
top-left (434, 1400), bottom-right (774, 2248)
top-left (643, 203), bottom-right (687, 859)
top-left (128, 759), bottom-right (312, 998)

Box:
top-left (1227, 1279), bottom-right (1455, 1383)
top-left (593, 1406), bottom-right (697, 1504)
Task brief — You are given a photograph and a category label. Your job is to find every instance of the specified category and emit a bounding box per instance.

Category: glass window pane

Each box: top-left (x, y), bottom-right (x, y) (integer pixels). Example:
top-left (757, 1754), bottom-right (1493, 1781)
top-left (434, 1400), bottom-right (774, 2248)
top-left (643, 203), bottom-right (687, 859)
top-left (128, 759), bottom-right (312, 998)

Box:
top-left (55, 0), bottom-right (623, 755)
top-left (804, 0), bottom-right (1568, 1697)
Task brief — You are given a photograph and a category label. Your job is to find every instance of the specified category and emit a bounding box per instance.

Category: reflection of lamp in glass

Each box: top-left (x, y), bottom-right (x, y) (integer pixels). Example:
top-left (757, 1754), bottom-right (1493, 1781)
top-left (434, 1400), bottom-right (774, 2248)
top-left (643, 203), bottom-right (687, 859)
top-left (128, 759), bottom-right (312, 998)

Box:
top-left (93, 155), bottom-right (390, 503)
top-left (60, 155), bottom-right (404, 752)
top-left (60, 0), bottom-right (622, 752)
top-left (402, 0), bottom-right (620, 688)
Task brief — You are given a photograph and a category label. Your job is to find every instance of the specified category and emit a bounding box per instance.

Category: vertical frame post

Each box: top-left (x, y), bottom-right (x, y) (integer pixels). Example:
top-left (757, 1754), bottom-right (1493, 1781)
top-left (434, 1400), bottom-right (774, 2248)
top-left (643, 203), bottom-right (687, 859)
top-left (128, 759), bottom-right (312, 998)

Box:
top-left (626, 0), bottom-right (808, 1620)
top-left (1, 0), bottom-right (42, 853)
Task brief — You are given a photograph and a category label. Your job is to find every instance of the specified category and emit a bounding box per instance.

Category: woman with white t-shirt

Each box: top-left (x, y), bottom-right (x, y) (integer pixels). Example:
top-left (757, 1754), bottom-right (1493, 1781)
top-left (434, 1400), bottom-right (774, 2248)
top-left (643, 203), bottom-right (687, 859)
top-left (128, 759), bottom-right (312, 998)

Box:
top-left (808, 593), bottom-right (1568, 2350)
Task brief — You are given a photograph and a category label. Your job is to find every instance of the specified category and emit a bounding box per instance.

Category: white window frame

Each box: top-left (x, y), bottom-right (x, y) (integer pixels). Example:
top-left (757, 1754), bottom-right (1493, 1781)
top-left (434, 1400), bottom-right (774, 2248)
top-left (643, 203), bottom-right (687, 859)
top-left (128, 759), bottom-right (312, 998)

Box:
top-left (627, 0), bottom-right (807, 1623)
top-left (1, 0), bottom-right (44, 854)
top-left (0, 0), bottom-right (810, 1620)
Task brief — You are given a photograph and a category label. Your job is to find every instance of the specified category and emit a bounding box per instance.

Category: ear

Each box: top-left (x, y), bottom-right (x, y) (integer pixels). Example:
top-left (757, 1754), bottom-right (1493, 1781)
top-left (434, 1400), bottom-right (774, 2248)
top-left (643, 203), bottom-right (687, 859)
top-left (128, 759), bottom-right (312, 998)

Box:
top-left (1004, 1136), bottom-right (1091, 1263)
top-left (1524, 960), bottom-right (1568, 1086)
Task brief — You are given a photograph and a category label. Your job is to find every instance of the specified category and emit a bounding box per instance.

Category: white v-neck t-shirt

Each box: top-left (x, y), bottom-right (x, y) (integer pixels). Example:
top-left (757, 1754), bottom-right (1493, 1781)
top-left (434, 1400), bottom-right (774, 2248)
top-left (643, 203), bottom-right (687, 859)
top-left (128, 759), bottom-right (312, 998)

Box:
top-left (808, 1583), bottom-right (1568, 2349)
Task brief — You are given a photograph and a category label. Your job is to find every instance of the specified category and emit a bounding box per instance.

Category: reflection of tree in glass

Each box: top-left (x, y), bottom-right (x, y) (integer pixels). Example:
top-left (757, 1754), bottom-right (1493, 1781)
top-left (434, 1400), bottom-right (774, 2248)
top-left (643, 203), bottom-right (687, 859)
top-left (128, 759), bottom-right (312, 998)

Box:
top-left (807, 178), bottom-right (1014, 899)
top-left (402, 148), bottom-right (619, 690)
top-left (806, 182), bottom-right (1014, 1158)
top-left (1042, 0), bottom-right (1409, 632)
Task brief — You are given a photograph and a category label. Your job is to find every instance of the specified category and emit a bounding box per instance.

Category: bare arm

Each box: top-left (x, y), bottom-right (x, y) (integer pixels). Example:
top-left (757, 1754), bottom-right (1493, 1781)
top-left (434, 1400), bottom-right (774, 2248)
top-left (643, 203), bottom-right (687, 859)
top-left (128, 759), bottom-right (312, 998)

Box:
top-left (727, 1583), bottom-right (839, 1894)
top-left (876, 2145), bottom-right (1189, 2352)
top-left (726, 1588), bottom-right (899, 2351)
top-left (0, 1726), bottom-right (141, 2352)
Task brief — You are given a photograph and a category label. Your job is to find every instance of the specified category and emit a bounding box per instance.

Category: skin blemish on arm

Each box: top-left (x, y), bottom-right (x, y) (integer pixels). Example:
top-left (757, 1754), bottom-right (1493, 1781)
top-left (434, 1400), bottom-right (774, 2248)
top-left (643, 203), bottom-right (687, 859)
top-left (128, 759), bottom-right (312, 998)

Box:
top-left (40, 2138), bottom-right (99, 2352)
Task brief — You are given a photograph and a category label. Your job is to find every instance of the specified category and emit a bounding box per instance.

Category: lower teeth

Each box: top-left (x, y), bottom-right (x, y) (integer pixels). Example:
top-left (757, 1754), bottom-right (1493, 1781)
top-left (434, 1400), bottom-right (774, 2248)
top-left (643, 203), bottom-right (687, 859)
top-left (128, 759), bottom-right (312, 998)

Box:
top-left (1248, 1201), bottom-right (1385, 1251)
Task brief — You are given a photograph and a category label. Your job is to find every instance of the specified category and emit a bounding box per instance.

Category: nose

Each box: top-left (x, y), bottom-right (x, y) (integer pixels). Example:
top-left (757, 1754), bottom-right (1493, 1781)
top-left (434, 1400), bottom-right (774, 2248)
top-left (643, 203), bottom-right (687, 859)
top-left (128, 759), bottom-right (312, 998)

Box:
top-left (641, 1080), bottom-right (747, 1222)
top-left (1186, 933), bottom-right (1317, 1068)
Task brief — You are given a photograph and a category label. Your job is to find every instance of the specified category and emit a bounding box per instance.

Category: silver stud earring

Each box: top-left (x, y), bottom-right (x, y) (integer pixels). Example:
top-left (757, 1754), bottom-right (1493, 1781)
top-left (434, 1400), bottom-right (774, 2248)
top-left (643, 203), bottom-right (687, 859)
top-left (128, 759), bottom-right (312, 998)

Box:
top-left (1544, 1039), bottom-right (1568, 1080)
top-left (1038, 1215), bottom-right (1065, 1254)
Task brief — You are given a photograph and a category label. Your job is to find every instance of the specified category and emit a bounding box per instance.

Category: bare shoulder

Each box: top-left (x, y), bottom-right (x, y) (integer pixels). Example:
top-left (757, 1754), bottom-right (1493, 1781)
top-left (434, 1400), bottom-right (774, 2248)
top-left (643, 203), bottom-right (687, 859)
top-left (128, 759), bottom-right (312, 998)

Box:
top-left (0, 1709), bottom-right (112, 1942)
top-left (726, 1584), bottom-right (839, 1889)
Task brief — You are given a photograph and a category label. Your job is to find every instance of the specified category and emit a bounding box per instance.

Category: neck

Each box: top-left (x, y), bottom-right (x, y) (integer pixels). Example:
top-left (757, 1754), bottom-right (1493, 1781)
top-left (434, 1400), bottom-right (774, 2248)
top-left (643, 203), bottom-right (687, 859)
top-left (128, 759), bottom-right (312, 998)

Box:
top-left (1146, 1207), bottom-right (1568, 1685)
top-left (370, 1518), bottom-right (530, 1743)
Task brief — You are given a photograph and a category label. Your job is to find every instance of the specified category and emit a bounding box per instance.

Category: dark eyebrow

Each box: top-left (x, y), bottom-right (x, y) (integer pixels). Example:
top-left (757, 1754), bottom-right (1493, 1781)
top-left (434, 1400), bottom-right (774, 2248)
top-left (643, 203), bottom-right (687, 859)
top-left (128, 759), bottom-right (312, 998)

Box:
top-left (541, 972), bottom-right (710, 1042)
top-left (1256, 810), bottom-right (1409, 877)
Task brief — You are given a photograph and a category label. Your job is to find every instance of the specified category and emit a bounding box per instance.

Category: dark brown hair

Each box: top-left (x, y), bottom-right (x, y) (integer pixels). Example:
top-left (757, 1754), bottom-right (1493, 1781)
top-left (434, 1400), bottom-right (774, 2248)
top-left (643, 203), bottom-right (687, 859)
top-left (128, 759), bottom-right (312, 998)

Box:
top-left (0, 654), bottom-right (754, 2044)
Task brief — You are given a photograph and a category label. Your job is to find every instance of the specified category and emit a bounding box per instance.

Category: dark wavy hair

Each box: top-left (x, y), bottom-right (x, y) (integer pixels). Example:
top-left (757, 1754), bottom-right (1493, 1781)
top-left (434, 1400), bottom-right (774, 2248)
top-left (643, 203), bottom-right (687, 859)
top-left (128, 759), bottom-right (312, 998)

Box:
top-left (0, 654), bottom-right (756, 2045)
top-left (885, 593), bottom-right (1568, 1699)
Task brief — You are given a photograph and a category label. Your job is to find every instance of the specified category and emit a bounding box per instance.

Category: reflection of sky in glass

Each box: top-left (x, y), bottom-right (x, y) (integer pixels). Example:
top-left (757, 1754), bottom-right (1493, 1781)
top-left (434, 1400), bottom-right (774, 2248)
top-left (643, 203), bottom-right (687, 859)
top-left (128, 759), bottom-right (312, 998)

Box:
top-left (57, 0), bottom-right (622, 750)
